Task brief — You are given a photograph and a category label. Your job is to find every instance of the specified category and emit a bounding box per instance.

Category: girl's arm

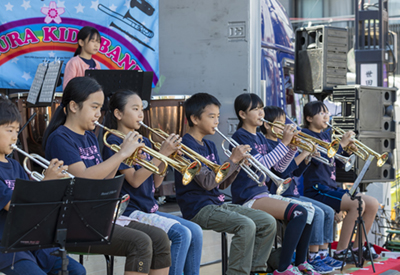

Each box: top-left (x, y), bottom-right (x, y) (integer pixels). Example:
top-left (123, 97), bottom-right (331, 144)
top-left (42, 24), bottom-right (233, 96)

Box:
top-left (119, 134), bottom-right (181, 188)
top-left (68, 132), bottom-right (144, 179)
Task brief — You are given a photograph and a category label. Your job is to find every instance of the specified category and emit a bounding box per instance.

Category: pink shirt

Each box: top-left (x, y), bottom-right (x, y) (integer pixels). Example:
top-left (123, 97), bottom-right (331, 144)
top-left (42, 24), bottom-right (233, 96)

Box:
top-left (63, 55), bottom-right (101, 90)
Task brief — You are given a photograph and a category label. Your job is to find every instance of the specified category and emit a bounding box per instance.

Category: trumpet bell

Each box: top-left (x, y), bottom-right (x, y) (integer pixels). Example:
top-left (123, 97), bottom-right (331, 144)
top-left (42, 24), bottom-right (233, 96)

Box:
top-left (215, 162), bottom-right (231, 184)
top-left (377, 152), bottom-right (389, 167)
top-left (327, 139), bottom-right (340, 158)
top-left (182, 161), bottom-right (202, 185)
top-left (276, 178), bottom-right (292, 196)
top-left (344, 154), bottom-right (356, 172)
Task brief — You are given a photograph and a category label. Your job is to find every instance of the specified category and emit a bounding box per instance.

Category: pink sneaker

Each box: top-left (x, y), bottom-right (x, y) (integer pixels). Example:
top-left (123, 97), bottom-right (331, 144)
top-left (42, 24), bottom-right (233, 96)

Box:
top-left (297, 262), bottom-right (322, 275)
top-left (273, 265), bottom-right (302, 275)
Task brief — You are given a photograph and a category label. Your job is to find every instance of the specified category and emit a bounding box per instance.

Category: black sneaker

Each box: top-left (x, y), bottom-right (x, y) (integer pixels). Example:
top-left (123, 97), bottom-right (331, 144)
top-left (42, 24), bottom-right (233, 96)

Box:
top-left (333, 249), bottom-right (359, 264)
top-left (363, 245), bottom-right (379, 261)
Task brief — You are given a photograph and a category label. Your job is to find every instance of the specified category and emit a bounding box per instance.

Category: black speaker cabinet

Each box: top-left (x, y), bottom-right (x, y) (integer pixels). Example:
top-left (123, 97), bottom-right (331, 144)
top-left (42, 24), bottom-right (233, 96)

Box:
top-left (294, 25), bottom-right (348, 94)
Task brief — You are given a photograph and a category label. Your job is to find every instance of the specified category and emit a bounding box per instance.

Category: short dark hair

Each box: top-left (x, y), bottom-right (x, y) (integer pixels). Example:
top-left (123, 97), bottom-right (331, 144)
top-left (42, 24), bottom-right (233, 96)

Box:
top-left (184, 93), bottom-right (221, 127)
top-left (303, 101), bottom-right (327, 128)
top-left (0, 95), bottom-right (21, 126)
top-left (260, 106), bottom-right (285, 134)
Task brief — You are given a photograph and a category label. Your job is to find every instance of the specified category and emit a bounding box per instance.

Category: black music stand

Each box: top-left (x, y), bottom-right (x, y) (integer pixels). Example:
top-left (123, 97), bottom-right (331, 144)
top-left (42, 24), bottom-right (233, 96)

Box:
top-left (1, 175), bottom-right (125, 275)
top-left (340, 155), bottom-right (376, 273)
top-left (85, 70), bottom-right (153, 110)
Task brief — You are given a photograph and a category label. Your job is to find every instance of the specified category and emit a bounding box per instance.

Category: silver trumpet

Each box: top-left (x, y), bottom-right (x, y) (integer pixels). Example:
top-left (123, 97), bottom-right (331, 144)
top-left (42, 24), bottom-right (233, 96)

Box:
top-left (317, 145), bottom-right (356, 172)
top-left (11, 144), bottom-right (74, 181)
top-left (213, 128), bottom-right (292, 193)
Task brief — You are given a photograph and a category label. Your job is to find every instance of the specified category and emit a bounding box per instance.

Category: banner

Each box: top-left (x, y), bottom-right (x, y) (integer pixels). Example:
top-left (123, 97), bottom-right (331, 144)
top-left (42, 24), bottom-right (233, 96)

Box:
top-left (0, 0), bottom-right (159, 90)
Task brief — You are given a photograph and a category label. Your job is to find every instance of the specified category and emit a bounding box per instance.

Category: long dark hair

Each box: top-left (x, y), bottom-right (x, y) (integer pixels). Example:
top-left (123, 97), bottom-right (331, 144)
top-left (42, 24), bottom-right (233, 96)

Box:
top-left (74, 26), bottom-right (101, 56)
top-left (234, 93), bottom-right (264, 129)
top-left (303, 101), bottom-right (327, 128)
top-left (0, 95), bottom-right (21, 126)
top-left (42, 77), bottom-right (102, 148)
top-left (260, 106), bottom-right (285, 134)
top-left (104, 90), bottom-right (139, 130)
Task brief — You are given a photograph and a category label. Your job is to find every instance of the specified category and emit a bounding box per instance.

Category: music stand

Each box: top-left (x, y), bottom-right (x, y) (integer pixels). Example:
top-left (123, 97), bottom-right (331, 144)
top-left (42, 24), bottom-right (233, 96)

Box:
top-left (340, 155), bottom-right (376, 273)
top-left (85, 70), bottom-right (153, 110)
top-left (1, 175), bottom-right (125, 275)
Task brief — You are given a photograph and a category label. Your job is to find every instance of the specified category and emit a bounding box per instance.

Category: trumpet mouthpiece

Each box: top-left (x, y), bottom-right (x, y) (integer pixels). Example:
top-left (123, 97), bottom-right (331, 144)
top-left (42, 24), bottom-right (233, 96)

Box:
top-left (139, 121), bottom-right (148, 128)
top-left (94, 121), bottom-right (102, 127)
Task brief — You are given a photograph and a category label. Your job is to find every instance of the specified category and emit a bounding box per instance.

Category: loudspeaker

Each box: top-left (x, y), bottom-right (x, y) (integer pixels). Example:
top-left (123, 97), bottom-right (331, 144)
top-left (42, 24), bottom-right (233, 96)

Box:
top-left (332, 85), bottom-right (396, 183)
top-left (294, 25), bottom-right (348, 94)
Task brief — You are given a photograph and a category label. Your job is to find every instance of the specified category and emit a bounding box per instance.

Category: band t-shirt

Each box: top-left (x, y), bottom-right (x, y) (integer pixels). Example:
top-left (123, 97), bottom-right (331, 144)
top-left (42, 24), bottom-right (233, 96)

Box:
top-left (103, 135), bottom-right (159, 215)
top-left (45, 125), bottom-right (102, 167)
top-left (301, 128), bottom-right (344, 192)
top-left (0, 158), bottom-right (58, 271)
top-left (174, 134), bottom-right (225, 220)
top-left (230, 127), bottom-right (295, 205)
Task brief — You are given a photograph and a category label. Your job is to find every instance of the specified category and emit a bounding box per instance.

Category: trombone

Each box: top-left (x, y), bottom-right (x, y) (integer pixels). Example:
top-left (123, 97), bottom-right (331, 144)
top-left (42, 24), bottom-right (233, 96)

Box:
top-left (213, 127), bottom-right (292, 194)
top-left (139, 122), bottom-right (230, 184)
top-left (11, 144), bottom-right (74, 181)
top-left (325, 122), bottom-right (389, 167)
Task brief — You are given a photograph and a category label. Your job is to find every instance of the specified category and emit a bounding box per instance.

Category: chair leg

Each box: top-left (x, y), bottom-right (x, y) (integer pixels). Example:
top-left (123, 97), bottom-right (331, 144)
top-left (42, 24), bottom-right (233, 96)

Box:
top-left (79, 255), bottom-right (83, 265)
top-left (221, 232), bottom-right (228, 275)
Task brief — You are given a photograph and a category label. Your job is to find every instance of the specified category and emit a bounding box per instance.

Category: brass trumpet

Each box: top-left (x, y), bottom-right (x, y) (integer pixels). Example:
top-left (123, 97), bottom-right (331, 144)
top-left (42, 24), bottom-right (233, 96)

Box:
top-left (139, 122), bottom-right (230, 184)
top-left (11, 144), bottom-right (74, 181)
top-left (325, 122), bottom-right (389, 167)
top-left (263, 119), bottom-right (340, 158)
top-left (213, 127), bottom-right (292, 194)
top-left (95, 121), bottom-right (169, 176)
top-left (261, 119), bottom-right (316, 153)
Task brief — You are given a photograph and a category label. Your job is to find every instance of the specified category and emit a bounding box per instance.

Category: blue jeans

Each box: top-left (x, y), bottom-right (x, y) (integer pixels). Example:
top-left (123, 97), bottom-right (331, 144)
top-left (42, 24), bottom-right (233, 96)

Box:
top-left (156, 211), bottom-right (202, 275)
top-left (288, 196), bottom-right (335, 246)
top-left (0, 256), bottom-right (85, 275)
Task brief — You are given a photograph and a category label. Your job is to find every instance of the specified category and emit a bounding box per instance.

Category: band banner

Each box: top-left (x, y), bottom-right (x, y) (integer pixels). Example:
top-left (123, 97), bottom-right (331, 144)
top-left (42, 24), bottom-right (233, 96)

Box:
top-left (0, 0), bottom-right (159, 90)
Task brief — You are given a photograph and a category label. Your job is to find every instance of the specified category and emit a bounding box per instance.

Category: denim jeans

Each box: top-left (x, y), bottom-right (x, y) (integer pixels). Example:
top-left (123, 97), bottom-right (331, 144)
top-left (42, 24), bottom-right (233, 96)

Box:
top-left (156, 211), bottom-right (202, 275)
top-left (0, 256), bottom-right (85, 275)
top-left (288, 195), bottom-right (335, 245)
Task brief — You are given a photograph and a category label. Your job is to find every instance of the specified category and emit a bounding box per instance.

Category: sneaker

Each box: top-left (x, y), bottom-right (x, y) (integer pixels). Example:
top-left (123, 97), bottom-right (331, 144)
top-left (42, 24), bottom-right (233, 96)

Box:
top-left (297, 261), bottom-right (322, 275)
top-left (273, 265), bottom-right (302, 275)
top-left (321, 255), bottom-right (344, 269)
top-left (333, 249), bottom-right (358, 264)
top-left (362, 245), bottom-right (379, 261)
top-left (307, 256), bottom-right (333, 274)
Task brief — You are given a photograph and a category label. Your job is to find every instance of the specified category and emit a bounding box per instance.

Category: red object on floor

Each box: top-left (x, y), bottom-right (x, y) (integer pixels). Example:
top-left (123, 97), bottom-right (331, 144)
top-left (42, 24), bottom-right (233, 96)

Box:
top-left (330, 241), bottom-right (389, 254)
top-left (351, 258), bottom-right (400, 274)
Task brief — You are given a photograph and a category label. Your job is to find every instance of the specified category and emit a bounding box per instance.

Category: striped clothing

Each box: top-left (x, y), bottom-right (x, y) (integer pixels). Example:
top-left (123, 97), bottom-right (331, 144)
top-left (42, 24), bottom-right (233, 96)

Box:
top-left (230, 128), bottom-right (297, 205)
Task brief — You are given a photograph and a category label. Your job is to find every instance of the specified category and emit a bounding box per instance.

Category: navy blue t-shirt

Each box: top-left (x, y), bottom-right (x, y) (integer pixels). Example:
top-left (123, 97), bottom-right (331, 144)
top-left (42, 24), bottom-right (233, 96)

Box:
top-left (103, 135), bottom-right (159, 215)
top-left (0, 158), bottom-right (57, 271)
top-left (266, 139), bottom-right (309, 197)
top-left (174, 134), bottom-right (225, 220)
top-left (301, 128), bottom-right (344, 191)
top-left (45, 125), bottom-right (102, 167)
top-left (80, 56), bottom-right (96, 69)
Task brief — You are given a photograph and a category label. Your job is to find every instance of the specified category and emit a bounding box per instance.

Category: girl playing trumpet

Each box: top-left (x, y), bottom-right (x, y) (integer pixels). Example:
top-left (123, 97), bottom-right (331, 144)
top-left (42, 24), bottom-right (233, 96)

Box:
top-left (102, 89), bottom-right (203, 275)
top-left (43, 77), bottom-right (171, 275)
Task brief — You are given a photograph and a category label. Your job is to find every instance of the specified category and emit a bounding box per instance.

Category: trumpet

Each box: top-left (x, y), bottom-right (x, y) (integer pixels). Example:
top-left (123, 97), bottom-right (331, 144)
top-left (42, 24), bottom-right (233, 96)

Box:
top-left (139, 122), bottom-right (229, 184)
top-left (96, 122), bottom-right (169, 175)
top-left (316, 145), bottom-right (357, 172)
top-left (213, 127), bottom-right (292, 194)
top-left (261, 119), bottom-right (316, 153)
top-left (11, 144), bottom-right (74, 181)
top-left (325, 122), bottom-right (389, 167)
top-left (214, 127), bottom-right (267, 185)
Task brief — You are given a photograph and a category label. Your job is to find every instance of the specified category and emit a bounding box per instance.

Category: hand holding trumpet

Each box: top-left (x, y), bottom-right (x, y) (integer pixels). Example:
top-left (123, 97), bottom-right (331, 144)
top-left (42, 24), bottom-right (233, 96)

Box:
top-left (159, 133), bottom-right (183, 157)
top-left (229, 144), bottom-right (251, 164)
top-left (43, 159), bottom-right (69, 180)
top-left (118, 131), bottom-right (145, 160)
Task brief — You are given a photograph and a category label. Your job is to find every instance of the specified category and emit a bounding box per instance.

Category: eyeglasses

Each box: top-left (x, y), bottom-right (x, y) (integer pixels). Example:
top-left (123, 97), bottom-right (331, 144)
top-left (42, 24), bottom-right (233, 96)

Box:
top-left (318, 112), bottom-right (330, 117)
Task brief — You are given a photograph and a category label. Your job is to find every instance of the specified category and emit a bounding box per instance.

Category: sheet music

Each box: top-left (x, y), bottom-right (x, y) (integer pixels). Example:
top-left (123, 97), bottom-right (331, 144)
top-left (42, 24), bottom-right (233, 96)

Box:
top-left (27, 62), bottom-right (48, 105)
top-left (38, 60), bottom-right (62, 103)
